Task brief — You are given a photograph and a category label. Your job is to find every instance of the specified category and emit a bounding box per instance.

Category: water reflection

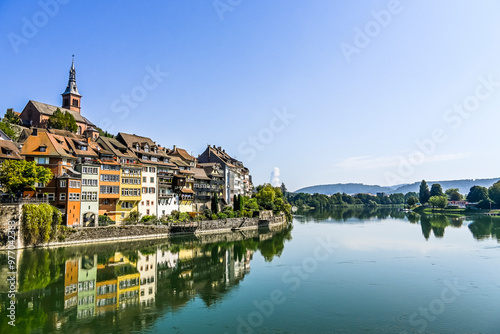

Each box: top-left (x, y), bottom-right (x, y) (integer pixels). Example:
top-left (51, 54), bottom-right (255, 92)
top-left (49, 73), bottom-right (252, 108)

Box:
top-left (0, 224), bottom-right (292, 334)
top-left (296, 207), bottom-right (500, 242)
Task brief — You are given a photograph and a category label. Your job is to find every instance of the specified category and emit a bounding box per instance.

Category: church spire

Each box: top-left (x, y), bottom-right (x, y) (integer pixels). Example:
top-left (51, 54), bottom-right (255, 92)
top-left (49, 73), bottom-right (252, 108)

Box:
top-left (61, 55), bottom-right (82, 113)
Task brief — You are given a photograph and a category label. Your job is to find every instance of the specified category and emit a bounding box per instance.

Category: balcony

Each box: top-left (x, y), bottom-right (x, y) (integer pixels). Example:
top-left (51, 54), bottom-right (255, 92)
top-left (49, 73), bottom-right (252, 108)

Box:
top-left (158, 193), bottom-right (174, 198)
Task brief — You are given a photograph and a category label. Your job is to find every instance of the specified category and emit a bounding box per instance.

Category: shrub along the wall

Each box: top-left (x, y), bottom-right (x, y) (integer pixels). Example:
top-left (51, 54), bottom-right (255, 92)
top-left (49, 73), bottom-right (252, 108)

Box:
top-left (22, 204), bottom-right (62, 246)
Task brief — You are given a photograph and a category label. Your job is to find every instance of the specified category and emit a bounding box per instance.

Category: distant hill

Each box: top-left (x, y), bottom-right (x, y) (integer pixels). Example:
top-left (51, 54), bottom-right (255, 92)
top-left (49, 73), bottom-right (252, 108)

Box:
top-left (295, 178), bottom-right (500, 196)
top-left (295, 183), bottom-right (391, 195)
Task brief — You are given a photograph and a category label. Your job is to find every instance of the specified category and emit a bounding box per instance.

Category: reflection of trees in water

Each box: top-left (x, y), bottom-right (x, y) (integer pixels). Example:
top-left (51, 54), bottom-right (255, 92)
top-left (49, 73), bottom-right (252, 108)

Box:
top-left (468, 216), bottom-right (500, 241)
top-left (295, 207), bottom-right (406, 223)
top-left (297, 208), bottom-right (499, 242)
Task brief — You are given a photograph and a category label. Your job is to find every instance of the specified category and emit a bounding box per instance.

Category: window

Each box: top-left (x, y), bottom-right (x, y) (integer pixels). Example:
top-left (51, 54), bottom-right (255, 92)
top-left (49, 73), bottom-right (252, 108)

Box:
top-left (149, 187), bottom-right (155, 194)
top-left (143, 187), bottom-right (147, 194)
top-left (101, 164), bottom-right (119, 171)
top-left (101, 174), bottom-right (119, 182)
top-left (149, 167), bottom-right (155, 173)
top-left (47, 193), bottom-right (55, 201)
top-left (100, 186), bottom-right (119, 194)
top-left (60, 193), bottom-right (66, 201)
top-left (39, 146), bottom-right (46, 152)
top-left (146, 209), bottom-right (150, 215)
top-left (146, 200), bottom-right (149, 206)
top-left (150, 177), bottom-right (154, 183)
top-left (34, 157), bottom-right (49, 164)
top-left (82, 179), bottom-right (98, 186)
top-left (69, 181), bottom-right (81, 188)
top-left (143, 177), bottom-right (147, 183)
top-left (103, 199), bottom-right (109, 205)
top-left (72, 99), bottom-right (78, 107)
top-left (60, 180), bottom-right (67, 188)
top-left (121, 202), bottom-right (133, 209)
top-left (69, 193), bottom-right (80, 201)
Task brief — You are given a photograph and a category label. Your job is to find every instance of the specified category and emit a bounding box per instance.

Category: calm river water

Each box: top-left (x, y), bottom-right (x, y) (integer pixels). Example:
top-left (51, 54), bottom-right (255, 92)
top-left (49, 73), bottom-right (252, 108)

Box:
top-left (1, 208), bottom-right (499, 333)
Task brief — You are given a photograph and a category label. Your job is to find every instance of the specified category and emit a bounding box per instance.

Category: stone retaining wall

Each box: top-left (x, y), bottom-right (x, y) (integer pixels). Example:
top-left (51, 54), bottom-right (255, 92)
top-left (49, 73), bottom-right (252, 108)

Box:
top-left (0, 204), bottom-right (23, 249)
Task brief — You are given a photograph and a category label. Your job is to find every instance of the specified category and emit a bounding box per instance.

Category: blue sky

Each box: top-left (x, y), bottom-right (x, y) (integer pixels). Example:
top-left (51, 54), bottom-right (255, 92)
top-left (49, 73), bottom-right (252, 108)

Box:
top-left (1, 0), bottom-right (500, 191)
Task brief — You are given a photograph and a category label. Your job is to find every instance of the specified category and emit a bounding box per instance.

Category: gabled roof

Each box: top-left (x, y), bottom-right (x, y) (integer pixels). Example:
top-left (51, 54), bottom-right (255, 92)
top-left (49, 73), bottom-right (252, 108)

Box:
top-left (0, 140), bottom-right (22, 160)
top-left (20, 129), bottom-right (74, 158)
top-left (97, 136), bottom-right (136, 159)
top-left (192, 167), bottom-right (210, 180)
top-left (27, 100), bottom-right (94, 126)
top-left (170, 146), bottom-right (195, 162)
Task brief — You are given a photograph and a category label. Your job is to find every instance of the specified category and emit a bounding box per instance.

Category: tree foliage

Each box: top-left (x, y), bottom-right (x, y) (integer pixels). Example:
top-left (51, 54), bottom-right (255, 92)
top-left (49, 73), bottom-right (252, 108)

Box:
top-left (407, 196), bottom-right (418, 206)
top-left (467, 186), bottom-right (489, 203)
top-left (211, 192), bottom-right (219, 214)
top-left (0, 160), bottom-right (52, 195)
top-left (488, 181), bottom-right (500, 206)
top-left (47, 108), bottom-right (78, 132)
top-left (445, 188), bottom-right (463, 201)
top-left (430, 183), bottom-right (444, 197)
top-left (4, 108), bottom-right (21, 125)
top-left (255, 184), bottom-right (292, 220)
top-left (22, 204), bottom-right (62, 245)
top-left (428, 195), bottom-right (448, 208)
top-left (419, 180), bottom-right (431, 204)
top-left (0, 120), bottom-right (17, 140)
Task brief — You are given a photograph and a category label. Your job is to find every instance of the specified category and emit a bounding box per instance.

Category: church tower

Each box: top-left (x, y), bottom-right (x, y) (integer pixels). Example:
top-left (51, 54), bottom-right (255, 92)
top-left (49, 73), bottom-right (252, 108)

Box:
top-left (61, 56), bottom-right (82, 113)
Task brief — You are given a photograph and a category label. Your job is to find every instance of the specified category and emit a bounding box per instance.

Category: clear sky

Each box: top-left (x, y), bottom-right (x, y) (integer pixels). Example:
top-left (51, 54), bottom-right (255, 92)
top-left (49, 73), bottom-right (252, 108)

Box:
top-left (1, 0), bottom-right (500, 191)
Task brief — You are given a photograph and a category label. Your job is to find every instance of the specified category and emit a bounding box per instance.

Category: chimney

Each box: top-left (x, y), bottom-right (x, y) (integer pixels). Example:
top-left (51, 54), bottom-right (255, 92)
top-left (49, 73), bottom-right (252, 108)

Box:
top-left (32, 128), bottom-right (38, 136)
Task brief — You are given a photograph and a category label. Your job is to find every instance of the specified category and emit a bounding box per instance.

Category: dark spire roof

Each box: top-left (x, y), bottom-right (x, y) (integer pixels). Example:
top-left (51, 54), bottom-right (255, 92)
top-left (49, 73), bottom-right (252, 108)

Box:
top-left (62, 55), bottom-right (81, 96)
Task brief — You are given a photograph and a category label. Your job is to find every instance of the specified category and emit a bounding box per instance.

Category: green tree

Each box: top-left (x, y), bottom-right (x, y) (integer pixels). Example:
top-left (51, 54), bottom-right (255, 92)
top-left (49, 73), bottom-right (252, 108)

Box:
top-left (428, 195), bottom-right (448, 208)
top-left (124, 210), bottom-right (141, 224)
top-left (237, 194), bottom-right (244, 211)
top-left (407, 196), bottom-right (418, 206)
top-left (430, 183), bottom-right (444, 197)
top-left (467, 186), bottom-right (489, 203)
top-left (445, 188), bottom-right (463, 201)
top-left (211, 192), bottom-right (219, 214)
top-left (233, 194), bottom-right (238, 211)
top-left (419, 180), bottom-right (431, 204)
top-left (47, 108), bottom-right (78, 132)
top-left (4, 108), bottom-right (21, 125)
top-left (488, 181), bottom-right (500, 206)
top-left (477, 199), bottom-right (493, 210)
top-left (0, 160), bottom-right (52, 195)
top-left (0, 120), bottom-right (17, 140)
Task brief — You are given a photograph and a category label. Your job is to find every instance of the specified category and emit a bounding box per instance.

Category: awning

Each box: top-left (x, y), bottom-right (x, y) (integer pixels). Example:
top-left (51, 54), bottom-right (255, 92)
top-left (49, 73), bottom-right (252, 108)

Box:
top-left (181, 188), bottom-right (195, 194)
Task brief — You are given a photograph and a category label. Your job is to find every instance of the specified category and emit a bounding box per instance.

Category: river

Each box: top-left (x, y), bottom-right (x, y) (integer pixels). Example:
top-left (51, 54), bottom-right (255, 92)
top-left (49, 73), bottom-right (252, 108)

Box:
top-left (1, 208), bottom-right (499, 333)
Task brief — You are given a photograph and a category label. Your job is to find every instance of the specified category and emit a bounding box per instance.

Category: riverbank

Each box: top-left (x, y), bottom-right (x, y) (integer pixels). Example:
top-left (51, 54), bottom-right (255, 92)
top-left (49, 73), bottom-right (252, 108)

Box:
top-left (1, 212), bottom-right (288, 250)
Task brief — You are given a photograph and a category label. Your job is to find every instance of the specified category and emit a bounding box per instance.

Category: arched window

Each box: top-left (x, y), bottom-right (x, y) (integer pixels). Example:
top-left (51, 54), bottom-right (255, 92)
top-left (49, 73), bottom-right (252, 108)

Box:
top-left (77, 126), bottom-right (82, 134)
top-left (72, 99), bottom-right (79, 107)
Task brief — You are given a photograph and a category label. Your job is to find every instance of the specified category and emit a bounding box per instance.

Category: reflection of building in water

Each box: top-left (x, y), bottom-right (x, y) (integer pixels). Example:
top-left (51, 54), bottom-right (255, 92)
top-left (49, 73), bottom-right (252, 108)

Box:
top-left (77, 254), bottom-right (97, 319)
top-left (138, 251), bottom-right (157, 306)
top-left (113, 257), bottom-right (140, 309)
top-left (95, 252), bottom-right (139, 313)
top-left (225, 249), bottom-right (252, 284)
top-left (64, 258), bottom-right (78, 310)
top-left (96, 264), bottom-right (118, 315)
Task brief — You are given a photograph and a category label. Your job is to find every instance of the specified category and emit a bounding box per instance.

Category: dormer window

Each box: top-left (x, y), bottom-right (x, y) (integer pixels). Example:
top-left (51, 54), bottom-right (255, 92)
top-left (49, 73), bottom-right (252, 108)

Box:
top-left (39, 145), bottom-right (47, 152)
top-left (144, 145), bottom-right (149, 153)
top-left (136, 144), bottom-right (140, 151)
